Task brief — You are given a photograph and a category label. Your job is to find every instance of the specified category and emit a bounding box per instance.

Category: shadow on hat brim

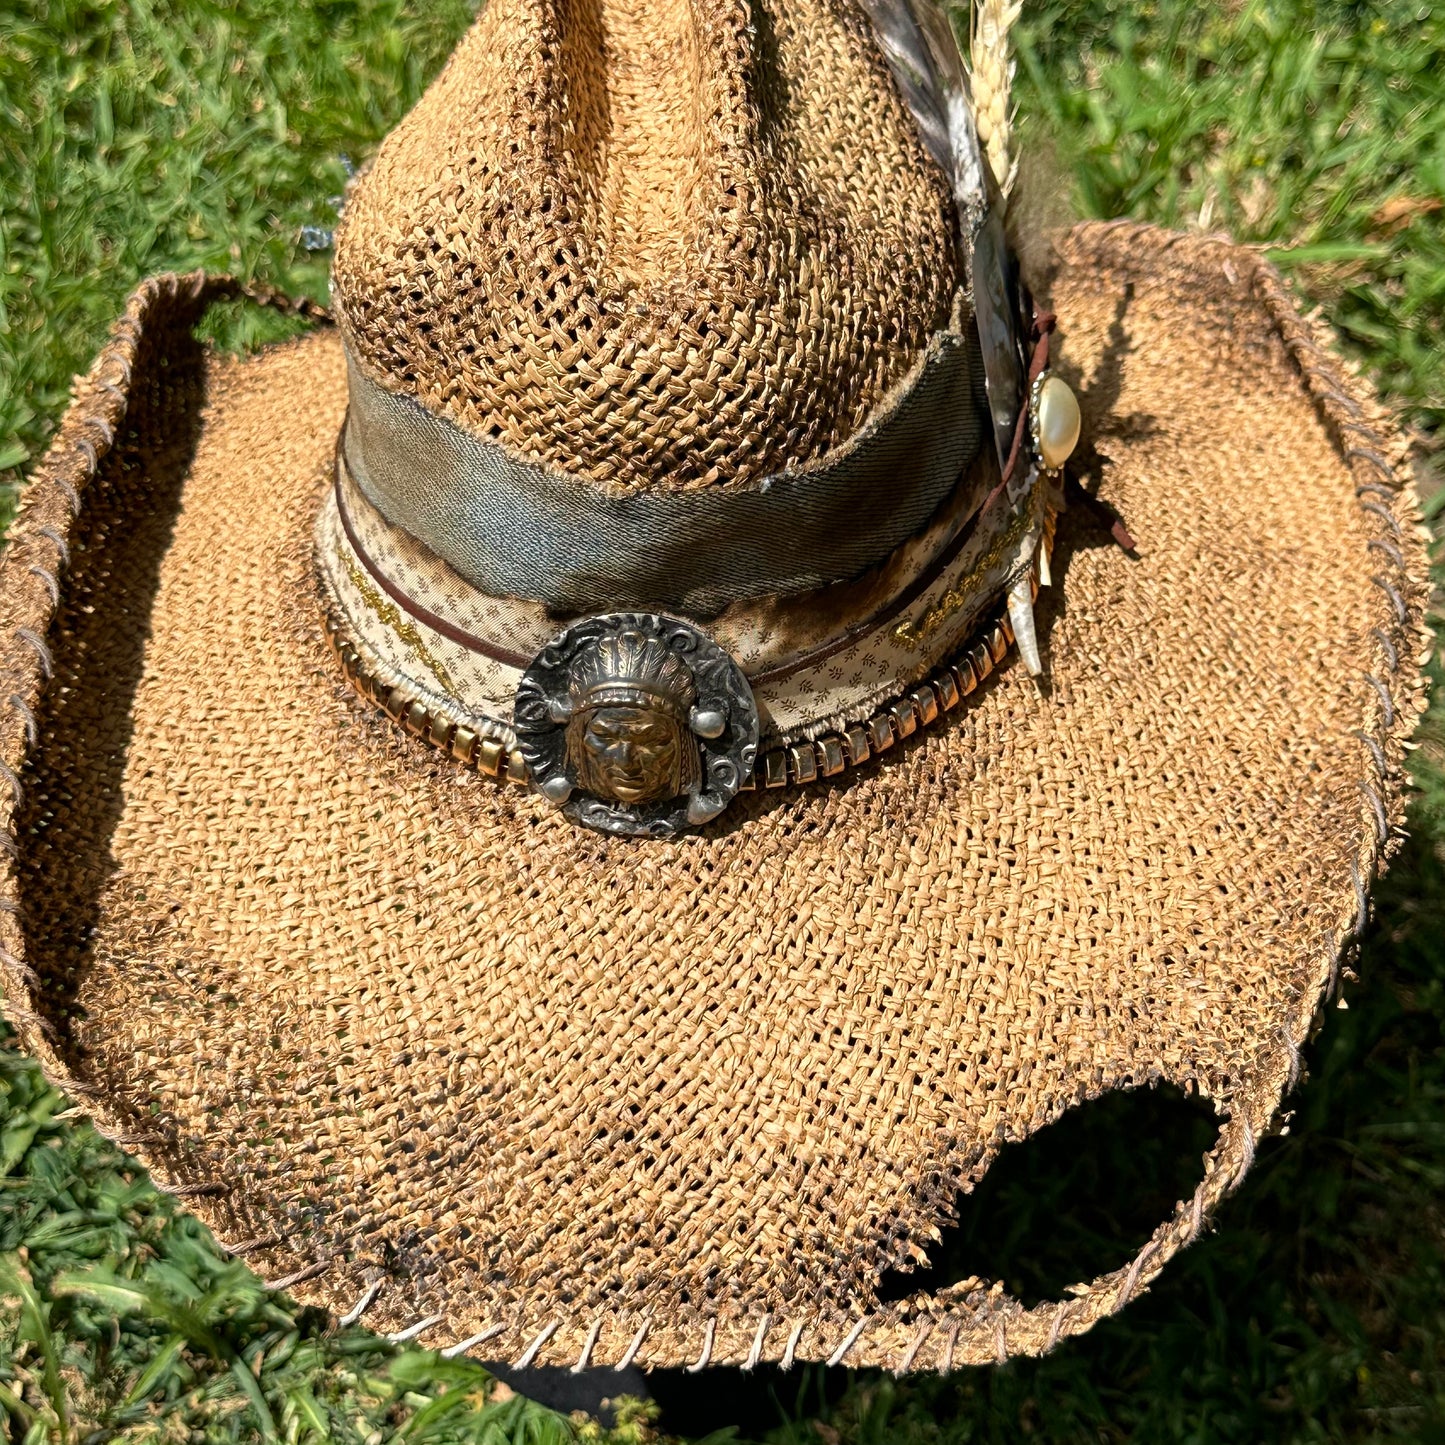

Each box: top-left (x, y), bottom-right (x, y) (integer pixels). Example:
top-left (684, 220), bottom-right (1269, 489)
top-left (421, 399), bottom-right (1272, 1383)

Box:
top-left (0, 222), bottom-right (1430, 1372)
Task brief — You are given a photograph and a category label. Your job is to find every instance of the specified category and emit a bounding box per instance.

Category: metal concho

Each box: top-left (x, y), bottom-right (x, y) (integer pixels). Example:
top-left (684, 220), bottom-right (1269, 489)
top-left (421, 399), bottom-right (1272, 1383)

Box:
top-left (514, 614), bottom-right (760, 837)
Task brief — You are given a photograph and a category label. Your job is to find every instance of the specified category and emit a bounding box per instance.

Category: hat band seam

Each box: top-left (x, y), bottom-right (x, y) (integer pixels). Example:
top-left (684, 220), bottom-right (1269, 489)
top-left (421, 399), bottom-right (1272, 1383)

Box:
top-left (318, 505), bottom-right (1053, 791)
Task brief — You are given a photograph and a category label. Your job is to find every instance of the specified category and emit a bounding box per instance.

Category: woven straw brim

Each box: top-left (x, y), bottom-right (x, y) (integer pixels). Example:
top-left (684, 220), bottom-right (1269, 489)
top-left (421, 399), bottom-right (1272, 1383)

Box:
top-left (0, 223), bottom-right (1430, 1372)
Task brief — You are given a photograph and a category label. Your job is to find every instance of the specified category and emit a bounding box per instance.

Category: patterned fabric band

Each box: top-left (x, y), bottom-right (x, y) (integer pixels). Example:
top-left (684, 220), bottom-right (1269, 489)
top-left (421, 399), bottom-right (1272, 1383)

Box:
top-left (316, 442), bottom-right (1048, 743)
top-left (339, 319), bottom-right (986, 617)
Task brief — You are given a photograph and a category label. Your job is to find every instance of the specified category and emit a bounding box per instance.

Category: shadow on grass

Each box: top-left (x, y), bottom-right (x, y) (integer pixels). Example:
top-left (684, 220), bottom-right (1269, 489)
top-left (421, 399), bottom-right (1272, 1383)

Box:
top-left (872, 1083), bottom-right (1220, 1310)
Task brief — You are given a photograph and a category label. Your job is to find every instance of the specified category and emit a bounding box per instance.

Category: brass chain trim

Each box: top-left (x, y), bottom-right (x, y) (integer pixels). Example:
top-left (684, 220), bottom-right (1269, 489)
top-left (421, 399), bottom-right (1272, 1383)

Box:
top-left (321, 511), bottom-right (1056, 794)
top-left (320, 615), bottom-right (531, 783)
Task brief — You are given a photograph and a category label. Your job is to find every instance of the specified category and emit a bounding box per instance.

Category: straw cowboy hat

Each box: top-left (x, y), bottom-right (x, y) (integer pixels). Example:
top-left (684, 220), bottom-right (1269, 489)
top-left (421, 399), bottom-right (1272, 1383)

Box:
top-left (0, 0), bottom-right (1431, 1373)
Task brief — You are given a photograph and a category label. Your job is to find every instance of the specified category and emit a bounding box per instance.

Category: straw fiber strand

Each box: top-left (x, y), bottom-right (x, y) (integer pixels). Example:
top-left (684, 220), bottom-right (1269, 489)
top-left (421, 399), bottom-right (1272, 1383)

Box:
top-left (330, 0), bottom-right (958, 492)
top-left (0, 224), bottom-right (1430, 1371)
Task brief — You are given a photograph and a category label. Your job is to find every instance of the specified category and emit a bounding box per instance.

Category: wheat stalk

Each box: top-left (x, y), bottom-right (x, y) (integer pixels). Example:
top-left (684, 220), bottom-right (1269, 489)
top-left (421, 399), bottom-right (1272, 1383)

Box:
top-left (967, 0), bottom-right (1023, 197)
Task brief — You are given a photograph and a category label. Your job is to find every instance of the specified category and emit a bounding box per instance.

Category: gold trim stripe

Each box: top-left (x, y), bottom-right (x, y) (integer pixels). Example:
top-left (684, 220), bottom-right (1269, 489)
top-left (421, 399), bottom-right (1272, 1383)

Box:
top-left (342, 553), bottom-right (459, 696)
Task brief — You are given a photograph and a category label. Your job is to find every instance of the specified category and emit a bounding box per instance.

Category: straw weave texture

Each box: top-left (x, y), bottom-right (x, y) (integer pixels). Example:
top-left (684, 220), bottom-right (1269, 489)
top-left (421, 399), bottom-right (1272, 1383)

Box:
top-left (0, 225), bottom-right (1430, 1371)
top-left (330, 0), bottom-right (958, 492)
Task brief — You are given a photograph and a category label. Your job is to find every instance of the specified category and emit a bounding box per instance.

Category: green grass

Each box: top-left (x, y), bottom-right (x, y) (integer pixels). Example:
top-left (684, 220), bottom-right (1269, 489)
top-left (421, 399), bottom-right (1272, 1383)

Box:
top-left (1, 0), bottom-right (1443, 1440)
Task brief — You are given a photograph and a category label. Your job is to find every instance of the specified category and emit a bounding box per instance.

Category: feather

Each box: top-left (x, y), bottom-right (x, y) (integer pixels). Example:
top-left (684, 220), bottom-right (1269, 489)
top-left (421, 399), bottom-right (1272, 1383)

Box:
top-left (862, 0), bottom-right (1026, 469)
top-left (859, 0), bottom-right (989, 221)
top-left (971, 0), bottom-right (1025, 196)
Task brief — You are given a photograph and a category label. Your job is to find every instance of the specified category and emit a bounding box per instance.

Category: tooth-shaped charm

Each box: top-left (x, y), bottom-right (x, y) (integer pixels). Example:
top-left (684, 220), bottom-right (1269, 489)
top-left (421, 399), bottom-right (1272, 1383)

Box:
top-left (1037, 541), bottom-right (1052, 589)
top-left (1008, 575), bottom-right (1044, 677)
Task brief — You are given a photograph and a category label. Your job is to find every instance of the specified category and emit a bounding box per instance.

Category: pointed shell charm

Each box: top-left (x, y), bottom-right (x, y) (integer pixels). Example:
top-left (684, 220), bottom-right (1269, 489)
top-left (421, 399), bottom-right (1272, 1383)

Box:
top-left (1030, 371), bottom-right (1081, 473)
top-left (1007, 573), bottom-right (1044, 678)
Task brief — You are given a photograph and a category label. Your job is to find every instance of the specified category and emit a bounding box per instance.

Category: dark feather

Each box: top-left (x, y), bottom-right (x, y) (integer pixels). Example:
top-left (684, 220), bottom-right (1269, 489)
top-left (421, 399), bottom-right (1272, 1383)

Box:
top-left (859, 0), bottom-right (989, 218)
top-left (861, 0), bottom-right (1025, 469)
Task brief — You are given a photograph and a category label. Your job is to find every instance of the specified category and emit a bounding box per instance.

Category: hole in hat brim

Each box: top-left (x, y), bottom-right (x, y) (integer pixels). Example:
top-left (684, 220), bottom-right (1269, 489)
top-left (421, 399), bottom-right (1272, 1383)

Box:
top-left (876, 1082), bottom-right (1221, 1309)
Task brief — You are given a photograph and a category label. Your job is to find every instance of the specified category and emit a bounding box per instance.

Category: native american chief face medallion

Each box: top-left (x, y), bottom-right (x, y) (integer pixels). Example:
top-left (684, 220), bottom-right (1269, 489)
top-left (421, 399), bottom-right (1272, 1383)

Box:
top-left (565, 633), bottom-right (700, 805)
top-left (514, 614), bottom-right (759, 837)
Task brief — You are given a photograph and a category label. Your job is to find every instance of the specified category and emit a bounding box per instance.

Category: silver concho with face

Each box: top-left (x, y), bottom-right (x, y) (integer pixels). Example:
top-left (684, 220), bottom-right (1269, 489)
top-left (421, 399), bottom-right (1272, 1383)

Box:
top-left (514, 614), bottom-right (760, 837)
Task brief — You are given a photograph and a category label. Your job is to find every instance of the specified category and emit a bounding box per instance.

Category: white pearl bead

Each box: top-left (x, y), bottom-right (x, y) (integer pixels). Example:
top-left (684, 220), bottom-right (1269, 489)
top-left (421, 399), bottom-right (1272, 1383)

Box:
top-left (1037, 375), bottom-right (1081, 471)
top-left (539, 774), bottom-right (573, 804)
top-left (690, 707), bottom-right (727, 739)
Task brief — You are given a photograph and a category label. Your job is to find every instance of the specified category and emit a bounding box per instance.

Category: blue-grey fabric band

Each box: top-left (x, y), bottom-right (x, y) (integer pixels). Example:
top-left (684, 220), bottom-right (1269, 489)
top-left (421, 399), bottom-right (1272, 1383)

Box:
top-left (342, 327), bottom-right (985, 616)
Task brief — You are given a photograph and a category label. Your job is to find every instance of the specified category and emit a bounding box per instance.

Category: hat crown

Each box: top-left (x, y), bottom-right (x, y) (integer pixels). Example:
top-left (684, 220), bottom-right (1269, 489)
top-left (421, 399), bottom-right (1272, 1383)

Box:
top-left (330, 0), bottom-right (958, 494)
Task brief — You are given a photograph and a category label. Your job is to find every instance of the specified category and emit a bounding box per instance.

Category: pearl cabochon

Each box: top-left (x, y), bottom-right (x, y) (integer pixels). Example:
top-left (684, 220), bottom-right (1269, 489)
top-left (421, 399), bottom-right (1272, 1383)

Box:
top-left (1037, 373), bottom-right (1082, 470)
